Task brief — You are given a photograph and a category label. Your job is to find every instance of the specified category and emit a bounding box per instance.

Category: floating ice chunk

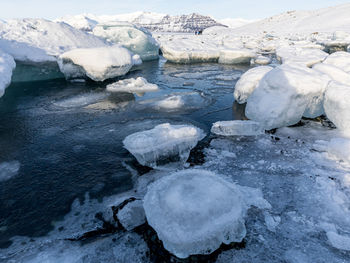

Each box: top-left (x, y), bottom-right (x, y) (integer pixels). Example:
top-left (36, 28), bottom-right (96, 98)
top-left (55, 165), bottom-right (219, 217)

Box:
top-left (0, 50), bottom-right (15, 97)
top-left (52, 92), bottom-right (109, 108)
top-left (93, 22), bottom-right (159, 61)
top-left (143, 169), bottom-right (247, 258)
top-left (313, 63), bottom-right (350, 85)
top-left (211, 120), bottom-right (265, 136)
top-left (123, 123), bottom-right (205, 168)
top-left (246, 64), bottom-right (330, 130)
top-left (326, 231), bottom-right (350, 251)
top-left (276, 47), bottom-right (328, 67)
top-left (132, 54), bottom-right (142, 66)
top-left (234, 66), bottom-right (273, 104)
top-left (218, 49), bottom-right (256, 64)
top-left (324, 81), bottom-right (350, 134)
top-left (252, 55), bottom-right (271, 65)
top-left (0, 161), bottom-right (20, 182)
top-left (151, 92), bottom-right (206, 111)
top-left (116, 200), bottom-right (146, 231)
top-left (106, 77), bottom-right (158, 95)
top-left (323, 51), bottom-right (350, 73)
top-left (58, 45), bottom-right (133, 81)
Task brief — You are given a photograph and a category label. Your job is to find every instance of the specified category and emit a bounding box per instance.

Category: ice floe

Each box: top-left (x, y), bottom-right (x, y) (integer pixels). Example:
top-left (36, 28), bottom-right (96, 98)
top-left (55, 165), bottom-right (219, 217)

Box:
top-left (106, 77), bottom-right (158, 95)
top-left (211, 120), bottom-right (265, 136)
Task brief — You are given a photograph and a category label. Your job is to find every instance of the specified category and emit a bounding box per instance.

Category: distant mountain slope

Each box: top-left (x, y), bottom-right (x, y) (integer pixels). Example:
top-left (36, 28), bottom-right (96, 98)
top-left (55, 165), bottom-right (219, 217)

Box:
top-left (232, 3), bottom-right (350, 34)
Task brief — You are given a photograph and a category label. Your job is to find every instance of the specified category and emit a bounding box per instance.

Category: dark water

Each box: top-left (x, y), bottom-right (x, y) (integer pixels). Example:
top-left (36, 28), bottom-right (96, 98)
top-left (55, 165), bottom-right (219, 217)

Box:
top-left (0, 58), bottom-right (249, 247)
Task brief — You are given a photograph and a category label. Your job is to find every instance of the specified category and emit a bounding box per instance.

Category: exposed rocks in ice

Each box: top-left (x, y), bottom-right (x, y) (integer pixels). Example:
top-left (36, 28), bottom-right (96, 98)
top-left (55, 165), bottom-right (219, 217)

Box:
top-left (123, 123), bottom-right (205, 168)
top-left (246, 64), bottom-right (330, 130)
top-left (106, 77), bottom-right (158, 95)
top-left (93, 22), bottom-right (159, 61)
top-left (0, 161), bottom-right (20, 182)
top-left (313, 63), bottom-right (350, 85)
top-left (323, 51), bottom-right (350, 73)
top-left (211, 120), bottom-right (264, 136)
top-left (0, 50), bottom-right (15, 97)
top-left (0, 19), bottom-right (107, 63)
top-left (327, 231), bottom-right (350, 251)
top-left (143, 169), bottom-right (270, 258)
top-left (252, 55), bottom-right (271, 65)
top-left (58, 45), bottom-right (133, 81)
top-left (324, 81), bottom-right (350, 134)
top-left (234, 66), bottom-right (273, 104)
top-left (218, 49), bottom-right (256, 65)
top-left (116, 199), bottom-right (146, 231)
top-left (276, 46), bottom-right (328, 67)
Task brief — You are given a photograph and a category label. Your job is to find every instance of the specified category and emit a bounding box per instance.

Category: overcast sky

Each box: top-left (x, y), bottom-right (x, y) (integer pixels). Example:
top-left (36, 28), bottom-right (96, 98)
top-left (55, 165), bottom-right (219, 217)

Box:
top-left (1, 0), bottom-right (350, 20)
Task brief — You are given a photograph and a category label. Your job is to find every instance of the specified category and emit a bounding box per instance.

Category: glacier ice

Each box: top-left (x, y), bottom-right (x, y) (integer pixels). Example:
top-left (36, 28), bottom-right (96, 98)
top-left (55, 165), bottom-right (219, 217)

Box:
top-left (123, 123), bottom-right (205, 168)
top-left (116, 199), bottom-right (146, 231)
top-left (218, 49), bottom-right (256, 65)
top-left (106, 77), bottom-right (158, 95)
top-left (211, 120), bottom-right (265, 136)
top-left (0, 160), bottom-right (20, 182)
top-left (234, 66), bottom-right (273, 104)
top-left (93, 22), bottom-right (159, 61)
top-left (0, 50), bottom-right (15, 97)
top-left (323, 51), bottom-right (350, 73)
top-left (58, 46), bottom-right (133, 81)
top-left (246, 64), bottom-right (330, 130)
top-left (324, 81), bottom-right (350, 134)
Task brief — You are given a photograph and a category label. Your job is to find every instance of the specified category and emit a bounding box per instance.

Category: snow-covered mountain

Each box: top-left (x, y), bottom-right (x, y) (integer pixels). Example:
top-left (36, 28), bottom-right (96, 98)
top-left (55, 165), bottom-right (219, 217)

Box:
top-left (232, 3), bottom-right (350, 34)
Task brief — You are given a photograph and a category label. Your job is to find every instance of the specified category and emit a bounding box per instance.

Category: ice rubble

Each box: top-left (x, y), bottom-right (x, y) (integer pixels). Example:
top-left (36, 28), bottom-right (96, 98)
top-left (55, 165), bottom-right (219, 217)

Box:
top-left (93, 22), bottom-right (159, 61)
top-left (211, 120), bottom-right (265, 136)
top-left (58, 46), bottom-right (133, 81)
top-left (0, 50), bottom-right (15, 97)
top-left (0, 160), bottom-right (20, 182)
top-left (143, 169), bottom-right (270, 258)
top-left (324, 81), bottom-right (350, 134)
top-left (218, 49), bottom-right (256, 64)
top-left (106, 77), bottom-right (158, 95)
top-left (234, 66), bottom-right (273, 104)
top-left (276, 47), bottom-right (328, 67)
top-left (245, 64), bottom-right (330, 130)
top-left (323, 51), bottom-right (350, 73)
top-left (123, 123), bottom-right (205, 168)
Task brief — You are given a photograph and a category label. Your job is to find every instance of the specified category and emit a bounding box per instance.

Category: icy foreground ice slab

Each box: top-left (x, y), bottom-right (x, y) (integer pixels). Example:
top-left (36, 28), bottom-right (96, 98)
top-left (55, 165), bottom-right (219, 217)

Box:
top-left (93, 22), bottom-right (159, 61)
top-left (246, 64), bottom-right (330, 130)
top-left (123, 123), bottom-right (205, 168)
top-left (218, 49), bottom-right (256, 65)
top-left (276, 47), bottom-right (328, 67)
top-left (324, 81), bottom-right (350, 134)
top-left (0, 50), bottom-right (15, 97)
top-left (143, 169), bottom-right (270, 258)
top-left (211, 120), bottom-right (265, 136)
top-left (0, 160), bottom-right (20, 182)
top-left (0, 19), bottom-right (106, 63)
top-left (106, 77), bottom-right (158, 95)
top-left (234, 66), bottom-right (273, 104)
top-left (323, 51), bottom-right (350, 73)
top-left (58, 45), bottom-right (133, 81)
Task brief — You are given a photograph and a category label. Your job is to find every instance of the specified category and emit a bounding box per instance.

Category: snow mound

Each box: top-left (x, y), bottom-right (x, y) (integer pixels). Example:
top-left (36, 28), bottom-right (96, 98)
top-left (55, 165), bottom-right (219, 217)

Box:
top-left (143, 169), bottom-right (270, 258)
top-left (234, 66), bottom-right (273, 104)
top-left (313, 63), bottom-right (350, 85)
top-left (0, 19), bottom-right (106, 63)
top-left (218, 49), bottom-right (256, 65)
top-left (0, 161), bottom-right (20, 182)
top-left (246, 64), bottom-right (330, 130)
top-left (123, 123), bottom-right (205, 168)
top-left (323, 51), bottom-right (350, 73)
top-left (211, 120), bottom-right (265, 136)
top-left (276, 47), bottom-right (328, 67)
top-left (0, 50), bottom-right (15, 97)
top-left (93, 22), bottom-right (159, 61)
top-left (58, 45), bottom-right (133, 81)
top-left (106, 77), bottom-right (158, 95)
top-left (324, 81), bottom-right (350, 134)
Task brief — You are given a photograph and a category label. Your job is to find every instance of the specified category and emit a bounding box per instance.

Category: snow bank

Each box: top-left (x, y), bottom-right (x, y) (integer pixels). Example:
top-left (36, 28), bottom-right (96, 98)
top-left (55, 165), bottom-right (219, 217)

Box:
top-left (323, 51), bottom-right (350, 73)
top-left (246, 64), bottom-right (330, 130)
top-left (234, 66), bottom-right (273, 104)
top-left (123, 123), bottom-right (205, 168)
top-left (106, 77), bottom-right (158, 95)
top-left (218, 49), bottom-right (256, 64)
top-left (93, 22), bottom-right (159, 61)
top-left (58, 46), bottom-right (133, 81)
top-left (211, 120), bottom-right (265, 136)
top-left (0, 50), bottom-right (15, 97)
top-left (324, 81), bottom-right (350, 134)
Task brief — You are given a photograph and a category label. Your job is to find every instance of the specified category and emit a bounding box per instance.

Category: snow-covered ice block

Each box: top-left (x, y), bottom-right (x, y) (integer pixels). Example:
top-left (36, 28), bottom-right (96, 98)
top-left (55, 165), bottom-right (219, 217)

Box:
top-left (323, 51), bottom-right (350, 73)
top-left (0, 161), bottom-right (20, 182)
top-left (58, 45), bottom-right (133, 81)
top-left (327, 231), bottom-right (350, 251)
top-left (218, 49), bottom-right (256, 64)
top-left (211, 120), bottom-right (265, 136)
top-left (234, 66), bottom-right (273, 104)
top-left (276, 47), bottom-right (328, 67)
top-left (246, 64), bottom-right (330, 130)
top-left (143, 169), bottom-right (246, 258)
top-left (313, 63), bottom-right (350, 85)
top-left (116, 200), bottom-right (146, 231)
top-left (0, 19), bottom-right (106, 63)
top-left (252, 55), bottom-right (271, 65)
top-left (324, 81), bottom-right (350, 134)
top-left (93, 22), bottom-right (159, 61)
top-left (106, 77), bottom-right (158, 95)
top-left (0, 50), bottom-right (15, 97)
top-left (123, 123), bottom-right (205, 168)
top-left (55, 14), bottom-right (98, 32)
